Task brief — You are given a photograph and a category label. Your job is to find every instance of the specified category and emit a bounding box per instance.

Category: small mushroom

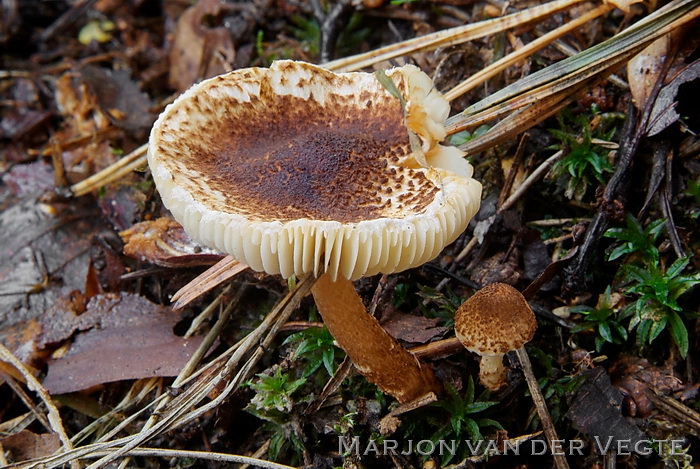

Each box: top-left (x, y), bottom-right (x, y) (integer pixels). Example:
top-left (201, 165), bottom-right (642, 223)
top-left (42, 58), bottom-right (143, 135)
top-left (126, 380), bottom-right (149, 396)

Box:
top-left (454, 283), bottom-right (537, 391)
top-left (148, 60), bottom-right (482, 402)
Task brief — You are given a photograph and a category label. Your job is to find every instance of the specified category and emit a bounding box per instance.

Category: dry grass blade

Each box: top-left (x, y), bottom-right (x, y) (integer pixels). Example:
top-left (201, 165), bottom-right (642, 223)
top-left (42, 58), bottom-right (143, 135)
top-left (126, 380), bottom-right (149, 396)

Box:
top-left (324, 0), bottom-right (586, 72)
top-left (456, 74), bottom-right (602, 155)
top-left (10, 278), bottom-right (313, 469)
top-left (0, 344), bottom-right (78, 469)
top-left (171, 255), bottom-right (248, 309)
top-left (445, 0), bottom-right (699, 157)
top-left (449, 0), bottom-right (699, 128)
top-left (82, 276), bottom-right (314, 469)
top-left (69, 143), bottom-right (148, 197)
top-left (82, 447), bottom-right (295, 469)
top-left (443, 3), bottom-right (614, 102)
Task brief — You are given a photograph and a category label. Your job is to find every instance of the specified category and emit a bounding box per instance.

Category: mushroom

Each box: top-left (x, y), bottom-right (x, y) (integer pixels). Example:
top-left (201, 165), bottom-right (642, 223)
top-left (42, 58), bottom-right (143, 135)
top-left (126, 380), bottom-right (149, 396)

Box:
top-left (148, 60), bottom-right (481, 403)
top-left (454, 283), bottom-right (537, 391)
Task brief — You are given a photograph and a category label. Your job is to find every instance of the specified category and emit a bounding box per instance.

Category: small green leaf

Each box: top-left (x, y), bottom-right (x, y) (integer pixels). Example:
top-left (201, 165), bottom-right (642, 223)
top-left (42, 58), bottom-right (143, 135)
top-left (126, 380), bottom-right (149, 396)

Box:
top-left (668, 311), bottom-right (689, 358)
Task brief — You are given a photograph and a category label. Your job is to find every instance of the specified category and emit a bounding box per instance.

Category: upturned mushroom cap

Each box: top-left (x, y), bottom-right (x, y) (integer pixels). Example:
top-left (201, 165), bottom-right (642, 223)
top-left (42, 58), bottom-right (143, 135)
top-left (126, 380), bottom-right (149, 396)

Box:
top-left (148, 60), bottom-right (481, 280)
top-left (454, 283), bottom-right (537, 356)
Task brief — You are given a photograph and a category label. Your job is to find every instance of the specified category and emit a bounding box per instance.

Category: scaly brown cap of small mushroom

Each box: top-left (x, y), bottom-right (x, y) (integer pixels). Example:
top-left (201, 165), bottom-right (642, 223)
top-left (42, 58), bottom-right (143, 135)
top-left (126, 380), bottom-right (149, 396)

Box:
top-left (148, 60), bottom-right (482, 403)
top-left (454, 283), bottom-right (537, 391)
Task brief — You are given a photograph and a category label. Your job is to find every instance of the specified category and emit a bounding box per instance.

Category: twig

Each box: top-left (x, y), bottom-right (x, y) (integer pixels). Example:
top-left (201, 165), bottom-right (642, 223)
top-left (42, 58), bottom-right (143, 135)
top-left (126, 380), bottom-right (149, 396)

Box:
top-left (313, 0), bottom-right (354, 63)
top-left (305, 357), bottom-right (354, 415)
top-left (563, 32), bottom-right (679, 294)
top-left (515, 347), bottom-right (570, 469)
top-left (69, 143), bottom-right (148, 197)
top-left (662, 146), bottom-right (685, 258)
top-left (171, 255), bottom-right (248, 308)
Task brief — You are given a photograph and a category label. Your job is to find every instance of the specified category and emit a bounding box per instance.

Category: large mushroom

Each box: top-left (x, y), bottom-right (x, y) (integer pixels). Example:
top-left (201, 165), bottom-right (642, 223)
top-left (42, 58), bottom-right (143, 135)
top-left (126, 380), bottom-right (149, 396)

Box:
top-left (148, 60), bottom-right (481, 403)
top-left (454, 283), bottom-right (537, 391)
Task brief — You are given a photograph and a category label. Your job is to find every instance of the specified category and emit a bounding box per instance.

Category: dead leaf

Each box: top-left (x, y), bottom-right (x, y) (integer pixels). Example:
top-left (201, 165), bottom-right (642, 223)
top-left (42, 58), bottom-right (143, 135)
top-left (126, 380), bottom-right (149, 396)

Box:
top-left (0, 194), bottom-right (102, 333)
top-left (78, 65), bottom-right (156, 133)
top-left (168, 0), bottom-right (236, 92)
top-left (382, 311), bottom-right (448, 344)
top-left (604, 0), bottom-right (642, 14)
top-left (1, 161), bottom-right (54, 197)
top-left (647, 58), bottom-right (700, 136)
top-left (627, 35), bottom-right (670, 110)
top-left (567, 367), bottom-right (649, 454)
top-left (609, 355), bottom-right (684, 418)
top-left (0, 430), bottom-right (61, 461)
top-left (120, 217), bottom-right (224, 267)
top-left (42, 293), bottom-right (204, 394)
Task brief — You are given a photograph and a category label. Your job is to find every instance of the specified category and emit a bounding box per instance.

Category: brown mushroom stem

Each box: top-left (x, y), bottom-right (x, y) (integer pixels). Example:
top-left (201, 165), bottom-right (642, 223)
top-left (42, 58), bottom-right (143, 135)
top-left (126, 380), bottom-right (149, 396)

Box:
top-left (478, 353), bottom-right (508, 391)
top-left (311, 272), bottom-right (442, 403)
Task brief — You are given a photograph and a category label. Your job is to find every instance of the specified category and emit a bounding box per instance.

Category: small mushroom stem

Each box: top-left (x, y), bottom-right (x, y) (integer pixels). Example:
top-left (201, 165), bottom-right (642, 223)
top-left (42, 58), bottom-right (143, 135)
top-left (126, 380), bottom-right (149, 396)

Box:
top-left (311, 272), bottom-right (442, 403)
top-left (478, 353), bottom-right (508, 391)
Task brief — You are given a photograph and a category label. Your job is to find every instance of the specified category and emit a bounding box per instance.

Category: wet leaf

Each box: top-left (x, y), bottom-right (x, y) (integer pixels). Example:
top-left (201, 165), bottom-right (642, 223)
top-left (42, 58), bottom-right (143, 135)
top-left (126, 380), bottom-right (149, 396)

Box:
top-left (42, 293), bottom-right (204, 394)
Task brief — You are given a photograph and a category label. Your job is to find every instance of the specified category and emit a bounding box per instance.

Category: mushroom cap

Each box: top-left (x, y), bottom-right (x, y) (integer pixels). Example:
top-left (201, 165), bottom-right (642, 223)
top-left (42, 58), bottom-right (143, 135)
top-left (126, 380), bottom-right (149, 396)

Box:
top-left (148, 60), bottom-right (481, 280)
top-left (454, 283), bottom-right (537, 356)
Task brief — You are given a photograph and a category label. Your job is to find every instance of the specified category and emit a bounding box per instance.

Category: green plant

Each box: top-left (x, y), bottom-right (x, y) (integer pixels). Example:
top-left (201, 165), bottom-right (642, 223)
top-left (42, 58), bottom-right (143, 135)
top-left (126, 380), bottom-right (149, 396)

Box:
top-left (416, 284), bottom-right (464, 326)
top-left (284, 326), bottom-right (339, 378)
top-left (246, 368), bottom-right (308, 463)
top-left (528, 347), bottom-right (585, 425)
top-left (571, 286), bottom-right (628, 351)
top-left (249, 367), bottom-right (306, 413)
top-left (685, 176), bottom-right (700, 220)
top-left (621, 256), bottom-right (699, 358)
top-left (290, 15), bottom-right (320, 56)
top-left (604, 213), bottom-right (666, 264)
top-left (429, 378), bottom-right (502, 465)
top-left (548, 108), bottom-right (619, 200)
top-left (449, 125), bottom-right (490, 146)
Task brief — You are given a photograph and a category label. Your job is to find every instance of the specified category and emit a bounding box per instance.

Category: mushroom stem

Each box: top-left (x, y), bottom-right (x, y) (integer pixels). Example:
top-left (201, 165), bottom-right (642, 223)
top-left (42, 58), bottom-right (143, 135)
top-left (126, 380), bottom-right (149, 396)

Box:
top-left (311, 272), bottom-right (442, 403)
top-left (478, 353), bottom-right (508, 391)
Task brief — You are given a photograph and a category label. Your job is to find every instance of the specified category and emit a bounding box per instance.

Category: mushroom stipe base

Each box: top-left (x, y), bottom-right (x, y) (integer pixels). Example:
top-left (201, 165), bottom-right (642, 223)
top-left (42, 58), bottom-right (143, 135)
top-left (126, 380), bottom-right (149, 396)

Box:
top-left (311, 273), bottom-right (442, 403)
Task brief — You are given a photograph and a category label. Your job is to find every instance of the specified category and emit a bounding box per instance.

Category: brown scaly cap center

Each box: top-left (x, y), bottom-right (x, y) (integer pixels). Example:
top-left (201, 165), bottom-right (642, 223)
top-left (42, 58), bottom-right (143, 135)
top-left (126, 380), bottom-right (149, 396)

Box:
top-left (153, 64), bottom-right (440, 223)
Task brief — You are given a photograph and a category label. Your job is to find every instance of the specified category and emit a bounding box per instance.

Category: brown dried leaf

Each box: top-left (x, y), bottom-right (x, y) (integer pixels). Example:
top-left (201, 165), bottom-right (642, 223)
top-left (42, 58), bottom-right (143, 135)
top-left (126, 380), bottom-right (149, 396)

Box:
top-left (78, 65), bottom-right (156, 133)
top-left (627, 35), bottom-right (669, 111)
top-left (168, 0), bottom-right (236, 92)
top-left (42, 293), bottom-right (203, 394)
top-left (382, 311), bottom-right (448, 345)
top-left (121, 217), bottom-right (224, 267)
top-left (0, 430), bottom-right (61, 461)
